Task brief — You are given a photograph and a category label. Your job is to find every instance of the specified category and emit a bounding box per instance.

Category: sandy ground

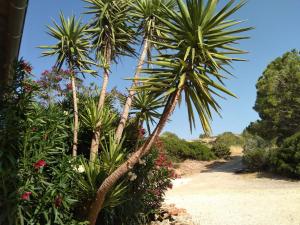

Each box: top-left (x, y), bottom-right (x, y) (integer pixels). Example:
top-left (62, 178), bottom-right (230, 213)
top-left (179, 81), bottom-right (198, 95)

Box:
top-left (165, 147), bottom-right (300, 225)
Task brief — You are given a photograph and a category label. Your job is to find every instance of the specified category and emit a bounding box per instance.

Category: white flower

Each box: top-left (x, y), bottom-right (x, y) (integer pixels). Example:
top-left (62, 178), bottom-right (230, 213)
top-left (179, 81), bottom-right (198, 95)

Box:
top-left (138, 159), bottom-right (146, 165)
top-left (63, 111), bottom-right (69, 115)
top-left (128, 171), bottom-right (137, 181)
top-left (73, 165), bottom-right (85, 173)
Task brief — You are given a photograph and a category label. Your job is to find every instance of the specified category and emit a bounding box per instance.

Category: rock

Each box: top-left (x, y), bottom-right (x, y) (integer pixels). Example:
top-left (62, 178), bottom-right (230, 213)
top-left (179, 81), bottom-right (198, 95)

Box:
top-left (148, 204), bottom-right (196, 225)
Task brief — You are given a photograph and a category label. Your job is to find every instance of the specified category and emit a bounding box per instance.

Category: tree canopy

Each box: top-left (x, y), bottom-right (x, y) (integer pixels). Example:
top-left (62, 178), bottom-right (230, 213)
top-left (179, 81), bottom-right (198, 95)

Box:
top-left (247, 50), bottom-right (300, 142)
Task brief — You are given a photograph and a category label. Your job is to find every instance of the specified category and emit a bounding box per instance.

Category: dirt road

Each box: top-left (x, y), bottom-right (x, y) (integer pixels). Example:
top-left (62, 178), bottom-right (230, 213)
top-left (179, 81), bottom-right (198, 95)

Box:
top-left (165, 148), bottom-right (300, 225)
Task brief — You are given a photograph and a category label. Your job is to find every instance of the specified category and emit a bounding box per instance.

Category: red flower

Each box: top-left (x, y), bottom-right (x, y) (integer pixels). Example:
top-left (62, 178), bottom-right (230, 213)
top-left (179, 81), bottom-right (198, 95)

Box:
top-left (33, 159), bottom-right (47, 169)
top-left (21, 192), bottom-right (32, 200)
top-left (23, 83), bottom-right (33, 93)
top-left (66, 83), bottom-right (72, 90)
top-left (20, 61), bottom-right (32, 74)
top-left (55, 76), bottom-right (62, 82)
top-left (64, 69), bottom-right (73, 76)
top-left (54, 195), bottom-right (63, 208)
top-left (167, 183), bottom-right (173, 189)
top-left (138, 128), bottom-right (146, 137)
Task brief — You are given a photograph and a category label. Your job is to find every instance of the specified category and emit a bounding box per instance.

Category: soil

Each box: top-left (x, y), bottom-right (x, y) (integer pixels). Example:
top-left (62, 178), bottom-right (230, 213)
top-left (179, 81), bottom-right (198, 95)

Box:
top-left (165, 146), bottom-right (300, 225)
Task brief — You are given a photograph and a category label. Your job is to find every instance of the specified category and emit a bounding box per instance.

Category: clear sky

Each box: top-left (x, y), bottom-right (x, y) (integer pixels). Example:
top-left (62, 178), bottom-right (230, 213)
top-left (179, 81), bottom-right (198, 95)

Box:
top-left (20, 0), bottom-right (300, 139)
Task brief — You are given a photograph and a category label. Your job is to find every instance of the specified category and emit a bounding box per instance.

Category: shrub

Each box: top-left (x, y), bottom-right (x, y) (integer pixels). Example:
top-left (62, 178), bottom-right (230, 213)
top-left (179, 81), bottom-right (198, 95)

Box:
top-left (98, 149), bottom-right (176, 225)
top-left (215, 132), bottom-right (244, 147)
top-left (242, 133), bottom-right (273, 171)
top-left (0, 60), bottom-right (32, 224)
top-left (271, 132), bottom-right (300, 178)
top-left (160, 132), bottom-right (215, 162)
top-left (186, 142), bottom-right (216, 161)
top-left (17, 104), bottom-right (87, 224)
top-left (211, 143), bottom-right (231, 159)
top-left (243, 148), bottom-right (270, 171)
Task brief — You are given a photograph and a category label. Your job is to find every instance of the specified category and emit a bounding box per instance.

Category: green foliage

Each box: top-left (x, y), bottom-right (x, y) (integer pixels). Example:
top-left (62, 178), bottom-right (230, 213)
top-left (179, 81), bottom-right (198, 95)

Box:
top-left (98, 149), bottom-right (175, 225)
top-left (0, 60), bottom-right (33, 224)
top-left (40, 13), bottom-right (94, 73)
top-left (215, 132), bottom-right (244, 147)
top-left (130, 0), bottom-right (176, 45)
top-left (211, 143), bottom-right (231, 159)
top-left (249, 50), bottom-right (300, 142)
top-left (80, 99), bottom-right (117, 133)
top-left (135, 0), bottom-right (251, 134)
top-left (242, 133), bottom-right (273, 171)
top-left (271, 132), bottom-right (300, 178)
top-left (243, 148), bottom-right (270, 171)
top-left (119, 91), bottom-right (165, 134)
top-left (84, 0), bottom-right (136, 63)
top-left (160, 132), bottom-right (215, 162)
top-left (17, 104), bottom-right (87, 224)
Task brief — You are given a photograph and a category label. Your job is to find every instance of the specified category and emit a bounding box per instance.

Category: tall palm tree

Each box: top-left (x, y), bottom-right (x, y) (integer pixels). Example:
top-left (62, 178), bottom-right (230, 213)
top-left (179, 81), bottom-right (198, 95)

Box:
top-left (115, 0), bottom-right (177, 142)
top-left (84, 0), bottom-right (136, 161)
top-left (87, 0), bottom-right (252, 223)
top-left (41, 13), bottom-right (94, 157)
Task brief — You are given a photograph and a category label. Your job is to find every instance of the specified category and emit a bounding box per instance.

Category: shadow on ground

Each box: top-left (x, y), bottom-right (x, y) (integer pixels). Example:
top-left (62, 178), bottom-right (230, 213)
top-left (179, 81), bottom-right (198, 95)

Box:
top-left (202, 156), bottom-right (245, 174)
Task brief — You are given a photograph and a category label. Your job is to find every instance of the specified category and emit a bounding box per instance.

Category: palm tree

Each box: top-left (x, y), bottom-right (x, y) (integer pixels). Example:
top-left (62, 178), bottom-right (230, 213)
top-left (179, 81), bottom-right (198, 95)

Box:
top-left (87, 0), bottom-right (252, 223)
top-left (84, 0), bottom-right (136, 161)
top-left (119, 90), bottom-right (165, 134)
top-left (115, 0), bottom-right (177, 142)
top-left (41, 13), bottom-right (94, 157)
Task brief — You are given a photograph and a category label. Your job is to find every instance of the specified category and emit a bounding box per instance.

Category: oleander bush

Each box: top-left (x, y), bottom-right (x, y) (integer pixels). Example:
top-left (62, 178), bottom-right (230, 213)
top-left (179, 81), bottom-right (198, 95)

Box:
top-left (98, 149), bottom-right (176, 225)
top-left (16, 103), bottom-right (88, 224)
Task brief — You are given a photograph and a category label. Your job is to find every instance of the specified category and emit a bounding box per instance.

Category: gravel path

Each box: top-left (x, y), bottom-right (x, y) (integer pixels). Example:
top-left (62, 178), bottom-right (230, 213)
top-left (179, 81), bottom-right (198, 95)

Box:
top-left (165, 151), bottom-right (300, 225)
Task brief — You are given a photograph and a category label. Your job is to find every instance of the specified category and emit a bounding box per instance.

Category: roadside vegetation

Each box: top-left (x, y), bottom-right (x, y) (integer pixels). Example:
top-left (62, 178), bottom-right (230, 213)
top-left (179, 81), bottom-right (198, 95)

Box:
top-left (243, 50), bottom-right (300, 178)
top-left (160, 132), bottom-right (216, 162)
top-left (0, 0), bottom-right (252, 224)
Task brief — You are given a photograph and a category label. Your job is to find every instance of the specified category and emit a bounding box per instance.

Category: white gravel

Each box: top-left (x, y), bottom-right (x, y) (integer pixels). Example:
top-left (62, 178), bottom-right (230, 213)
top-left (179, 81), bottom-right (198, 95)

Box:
top-left (165, 156), bottom-right (300, 225)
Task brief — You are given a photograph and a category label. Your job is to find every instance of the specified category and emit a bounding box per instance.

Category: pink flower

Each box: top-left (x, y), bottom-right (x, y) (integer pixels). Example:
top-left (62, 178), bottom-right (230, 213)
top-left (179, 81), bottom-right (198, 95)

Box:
top-left (33, 159), bottom-right (47, 169)
top-left (55, 76), bottom-right (62, 82)
top-left (21, 192), bottom-right (32, 200)
top-left (42, 70), bottom-right (49, 76)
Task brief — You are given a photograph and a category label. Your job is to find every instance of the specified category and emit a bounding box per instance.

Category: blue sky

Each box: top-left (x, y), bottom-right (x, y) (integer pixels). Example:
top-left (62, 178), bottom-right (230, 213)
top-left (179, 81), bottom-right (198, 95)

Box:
top-left (20, 0), bottom-right (300, 139)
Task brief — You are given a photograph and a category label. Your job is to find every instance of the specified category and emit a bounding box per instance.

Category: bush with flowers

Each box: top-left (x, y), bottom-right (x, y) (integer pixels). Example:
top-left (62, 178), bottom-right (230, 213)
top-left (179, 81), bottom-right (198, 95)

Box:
top-left (98, 145), bottom-right (177, 225)
top-left (0, 60), bottom-right (177, 224)
top-left (0, 60), bottom-right (87, 224)
top-left (16, 102), bottom-right (88, 224)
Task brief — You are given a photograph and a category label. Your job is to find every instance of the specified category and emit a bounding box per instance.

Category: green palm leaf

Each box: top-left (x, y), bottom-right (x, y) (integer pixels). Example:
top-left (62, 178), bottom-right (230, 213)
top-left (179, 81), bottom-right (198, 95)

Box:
top-left (40, 13), bottom-right (95, 74)
top-left (134, 0), bottom-right (252, 134)
top-left (84, 0), bottom-right (136, 65)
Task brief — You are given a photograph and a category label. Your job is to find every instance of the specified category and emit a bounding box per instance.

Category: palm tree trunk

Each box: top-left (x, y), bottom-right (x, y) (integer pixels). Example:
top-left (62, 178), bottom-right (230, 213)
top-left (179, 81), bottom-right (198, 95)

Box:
top-left (87, 88), bottom-right (181, 225)
top-left (90, 46), bottom-right (112, 161)
top-left (115, 39), bottom-right (149, 142)
top-left (71, 75), bottom-right (79, 157)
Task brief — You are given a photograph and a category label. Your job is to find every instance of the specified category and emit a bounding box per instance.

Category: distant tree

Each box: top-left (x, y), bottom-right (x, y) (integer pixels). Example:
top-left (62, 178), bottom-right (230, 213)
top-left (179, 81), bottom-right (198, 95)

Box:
top-left (247, 50), bottom-right (300, 142)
